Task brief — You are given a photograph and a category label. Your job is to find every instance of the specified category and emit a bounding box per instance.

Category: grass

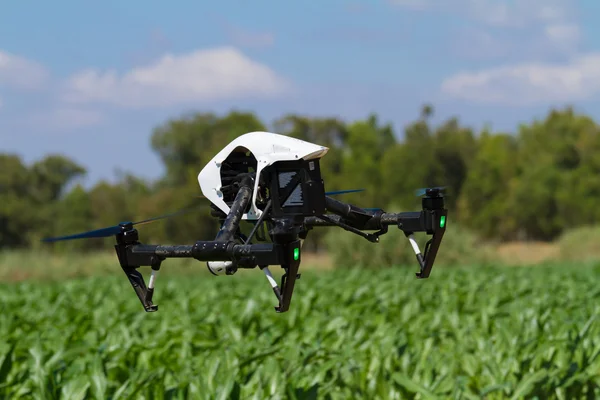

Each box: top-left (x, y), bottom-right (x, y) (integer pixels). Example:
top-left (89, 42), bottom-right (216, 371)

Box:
top-left (1, 251), bottom-right (600, 398)
top-left (0, 250), bottom-right (333, 283)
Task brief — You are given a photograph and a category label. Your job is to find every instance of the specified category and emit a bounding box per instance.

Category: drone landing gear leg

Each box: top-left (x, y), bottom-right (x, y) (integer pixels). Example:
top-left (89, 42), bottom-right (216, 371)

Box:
top-left (267, 218), bottom-right (303, 313)
top-left (114, 228), bottom-right (162, 312)
top-left (258, 243), bottom-right (301, 313)
top-left (144, 263), bottom-right (160, 307)
top-left (261, 265), bottom-right (283, 303)
top-left (276, 256), bottom-right (301, 313)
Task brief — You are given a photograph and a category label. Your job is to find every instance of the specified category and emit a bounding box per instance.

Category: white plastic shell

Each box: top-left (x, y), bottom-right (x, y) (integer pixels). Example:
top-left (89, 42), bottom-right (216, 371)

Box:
top-left (197, 131), bottom-right (329, 220)
top-left (206, 261), bottom-right (232, 275)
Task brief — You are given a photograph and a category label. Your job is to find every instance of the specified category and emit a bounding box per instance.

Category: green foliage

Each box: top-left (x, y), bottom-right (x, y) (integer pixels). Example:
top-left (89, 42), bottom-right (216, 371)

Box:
top-left (458, 132), bottom-right (518, 240)
top-left (340, 115), bottom-right (394, 208)
top-left (5, 104), bottom-right (600, 250)
top-left (0, 154), bottom-right (35, 248)
top-left (556, 225), bottom-right (600, 263)
top-left (29, 154), bottom-right (86, 203)
top-left (507, 108), bottom-right (600, 240)
top-left (325, 220), bottom-right (495, 269)
top-left (0, 154), bottom-right (86, 249)
top-left (380, 108), bottom-right (476, 212)
top-left (51, 185), bottom-right (94, 252)
top-left (0, 250), bottom-right (207, 282)
top-left (1, 265), bottom-right (600, 398)
top-left (151, 110), bottom-right (265, 187)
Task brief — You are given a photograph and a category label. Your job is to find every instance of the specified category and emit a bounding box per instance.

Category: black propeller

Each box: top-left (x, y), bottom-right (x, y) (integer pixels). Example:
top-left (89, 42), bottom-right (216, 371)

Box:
top-left (195, 188), bottom-right (365, 200)
top-left (325, 189), bottom-right (365, 196)
top-left (41, 207), bottom-right (198, 242)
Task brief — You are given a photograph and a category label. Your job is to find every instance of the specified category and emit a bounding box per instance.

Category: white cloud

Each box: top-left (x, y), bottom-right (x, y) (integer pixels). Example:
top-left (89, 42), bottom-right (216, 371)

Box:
top-left (415, 0), bottom-right (587, 104)
top-left (0, 50), bottom-right (48, 89)
top-left (441, 53), bottom-right (600, 105)
top-left (62, 47), bottom-right (290, 108)
top-left (390, 0), bottom-right (579, 59)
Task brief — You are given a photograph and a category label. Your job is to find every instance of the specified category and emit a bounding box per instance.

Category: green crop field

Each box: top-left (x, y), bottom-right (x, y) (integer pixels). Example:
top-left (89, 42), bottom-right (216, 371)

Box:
top-left (1, 255), bottom-right (600, 399)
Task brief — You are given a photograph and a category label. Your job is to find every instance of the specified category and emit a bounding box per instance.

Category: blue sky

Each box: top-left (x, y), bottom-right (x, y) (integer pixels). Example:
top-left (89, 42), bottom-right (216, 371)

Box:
top-left (2, 0), bottom-right (600, 185)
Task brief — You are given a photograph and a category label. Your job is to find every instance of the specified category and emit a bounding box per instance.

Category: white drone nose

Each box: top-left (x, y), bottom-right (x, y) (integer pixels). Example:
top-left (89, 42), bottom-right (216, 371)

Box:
top-left (303, 147), bottom-right (329, 160)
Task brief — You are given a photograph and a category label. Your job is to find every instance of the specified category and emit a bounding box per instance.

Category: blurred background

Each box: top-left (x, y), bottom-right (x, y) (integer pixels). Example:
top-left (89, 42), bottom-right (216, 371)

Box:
top-left (3, 0), bottom-right (600, 276)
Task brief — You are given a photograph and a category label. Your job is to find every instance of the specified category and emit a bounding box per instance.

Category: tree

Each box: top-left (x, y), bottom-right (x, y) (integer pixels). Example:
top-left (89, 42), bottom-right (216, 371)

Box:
top-left (29, 154), bottom-right (86, 203)
top-left (0, 154), bottom-right (35, 248)
top-left (340, 114), bottom-right (395, 209)
top-left (507, 107), bottom-right (598, 240)
top-left (273, 114), bottom-right (348, 188)
top-left (49, 185), bottom-right (93, 252)
top-left (380, 106), bottom-right (477, 211)
top-left (151, 111), bottom-right (266, 187)
top-left (457, 131), bottom-right (518, 239)
top-left (429, 117), bottom-right (477, 213)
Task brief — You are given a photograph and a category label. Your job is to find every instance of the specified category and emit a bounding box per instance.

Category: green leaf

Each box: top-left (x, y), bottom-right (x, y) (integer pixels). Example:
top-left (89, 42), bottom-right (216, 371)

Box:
top-left (392, 373), bottom-right (440, 399)
top-left (510, 370), bottom-right (548, 400)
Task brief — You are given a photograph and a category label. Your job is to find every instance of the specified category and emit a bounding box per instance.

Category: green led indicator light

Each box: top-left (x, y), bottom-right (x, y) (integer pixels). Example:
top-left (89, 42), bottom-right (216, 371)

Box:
top-left (440, 216), bottom-right (446, 228)
top-left (293, 247), bottom-right (300, 260)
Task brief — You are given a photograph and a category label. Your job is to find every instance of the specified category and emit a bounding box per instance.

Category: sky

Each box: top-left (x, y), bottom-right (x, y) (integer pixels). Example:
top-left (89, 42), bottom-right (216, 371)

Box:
top-left (2, 0), bottom-right (600, 186)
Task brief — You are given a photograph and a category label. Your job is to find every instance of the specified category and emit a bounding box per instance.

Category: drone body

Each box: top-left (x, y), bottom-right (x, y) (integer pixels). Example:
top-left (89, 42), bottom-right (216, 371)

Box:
top-left (42, 131), bottom-right (448, 314)
top-left (198, 131), bottom-right (329, 220)
top-left (198, 132), bottom-right (332, 276)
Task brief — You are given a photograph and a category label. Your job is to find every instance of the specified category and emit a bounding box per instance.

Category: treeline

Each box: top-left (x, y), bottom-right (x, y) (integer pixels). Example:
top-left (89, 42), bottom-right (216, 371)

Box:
top-left (2, 104), bottom-right (600, 252)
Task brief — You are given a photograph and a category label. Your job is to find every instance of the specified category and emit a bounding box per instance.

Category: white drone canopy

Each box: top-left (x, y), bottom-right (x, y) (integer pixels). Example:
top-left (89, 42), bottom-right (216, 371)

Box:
top-left (198, 131), bottom-right (329, 220)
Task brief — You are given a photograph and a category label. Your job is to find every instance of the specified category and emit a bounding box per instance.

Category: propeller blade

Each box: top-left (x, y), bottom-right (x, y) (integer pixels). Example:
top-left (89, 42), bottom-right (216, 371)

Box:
top-left (134, 208), bottom-right (197, 226)
top-left (41, 225), bottom-right (123, 242)
top-left (325, 189), bottom-right (365, 196)
top-left (42, 206), bottom-right (200, 242)
top-left (197, 190), bottom-right (364, 198)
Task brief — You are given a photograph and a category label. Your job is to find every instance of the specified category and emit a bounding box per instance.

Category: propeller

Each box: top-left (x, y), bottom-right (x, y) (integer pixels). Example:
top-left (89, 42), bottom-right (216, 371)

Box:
top-left (325, 189), bottom-right (365, 196)
top-left (41, 207), bottom-right (198, 242)
top-left (195, 188), bottom-right (366, 199)
top-left (415, 186), bottom-right (447, 197)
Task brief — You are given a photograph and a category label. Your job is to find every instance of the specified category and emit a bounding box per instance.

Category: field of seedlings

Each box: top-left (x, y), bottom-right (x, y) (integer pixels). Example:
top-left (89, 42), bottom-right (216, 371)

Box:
top-left (1, 257), bottom-right (600, 399)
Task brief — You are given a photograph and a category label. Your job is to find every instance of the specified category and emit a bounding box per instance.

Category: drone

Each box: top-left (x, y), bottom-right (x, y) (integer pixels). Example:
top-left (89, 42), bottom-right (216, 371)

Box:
top-left (42, 132), bottom-right (448, 313)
